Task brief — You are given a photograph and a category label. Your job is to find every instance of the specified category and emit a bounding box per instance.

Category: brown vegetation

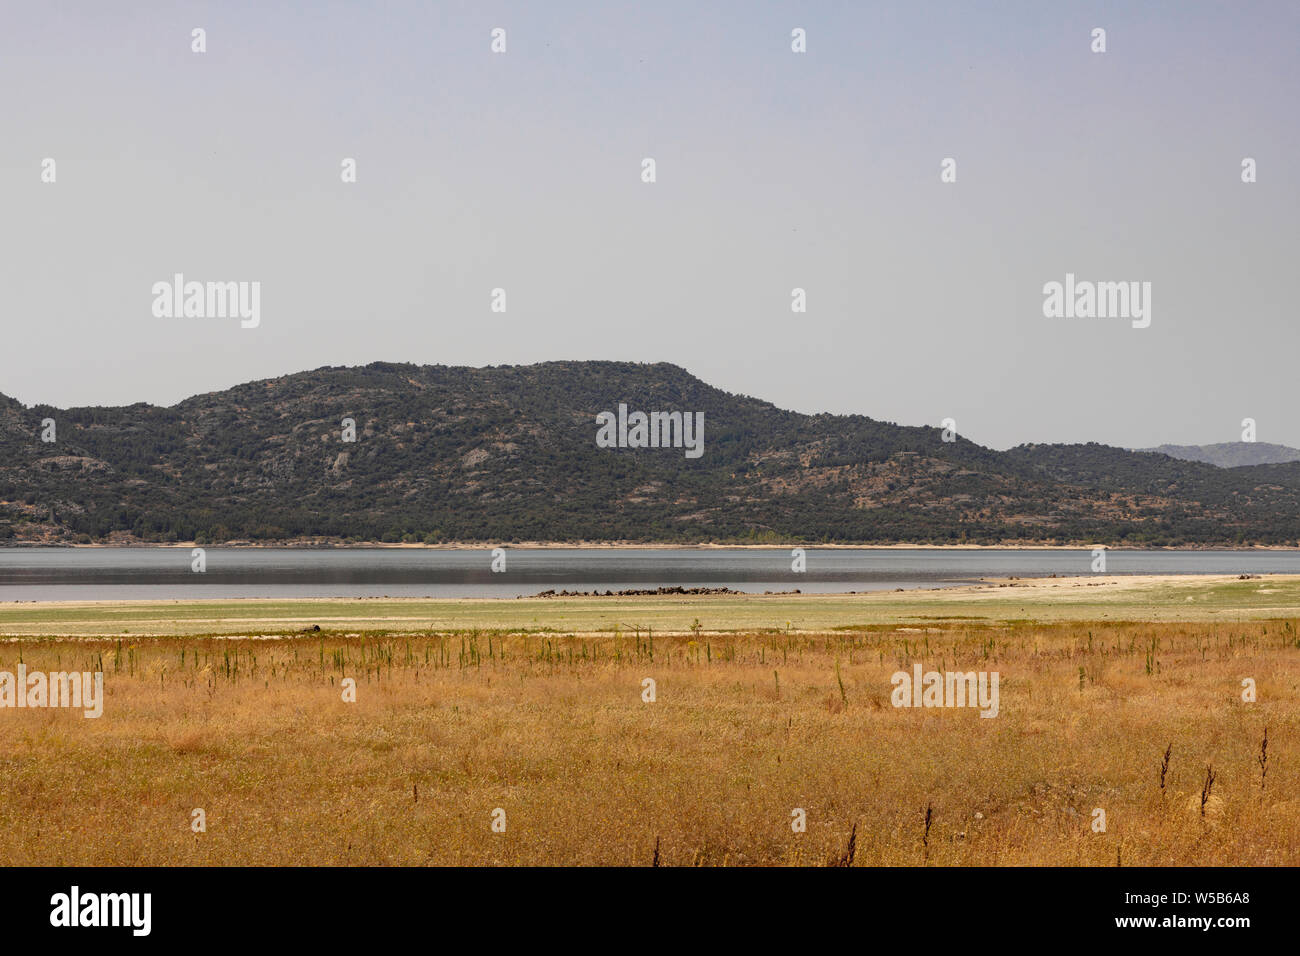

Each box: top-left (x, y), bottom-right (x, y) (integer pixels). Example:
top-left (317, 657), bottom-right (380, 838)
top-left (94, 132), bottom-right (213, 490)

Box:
top-left (0, 619), bottom-right (1296, 865)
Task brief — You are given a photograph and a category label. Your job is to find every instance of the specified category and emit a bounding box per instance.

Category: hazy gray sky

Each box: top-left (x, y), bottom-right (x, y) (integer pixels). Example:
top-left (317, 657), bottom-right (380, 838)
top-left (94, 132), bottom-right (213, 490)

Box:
top-left (1, 1), bottom-right (1296, 450)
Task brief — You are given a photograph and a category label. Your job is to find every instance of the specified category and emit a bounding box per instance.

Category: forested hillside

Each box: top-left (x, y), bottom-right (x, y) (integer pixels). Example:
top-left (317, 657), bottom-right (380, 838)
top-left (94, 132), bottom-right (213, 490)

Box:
top-left (2, 361), bottom-right (1299, 546)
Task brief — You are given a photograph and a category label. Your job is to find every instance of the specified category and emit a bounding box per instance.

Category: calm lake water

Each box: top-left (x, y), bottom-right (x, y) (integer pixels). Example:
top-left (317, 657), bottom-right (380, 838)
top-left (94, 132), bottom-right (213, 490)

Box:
top-left (1, 547), bottom-right (1298, 601)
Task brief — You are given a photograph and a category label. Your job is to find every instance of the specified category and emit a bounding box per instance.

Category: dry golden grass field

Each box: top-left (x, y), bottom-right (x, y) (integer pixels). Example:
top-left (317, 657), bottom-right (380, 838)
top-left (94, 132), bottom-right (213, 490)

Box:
top-left (2, 576), bottom-right (1298, 866)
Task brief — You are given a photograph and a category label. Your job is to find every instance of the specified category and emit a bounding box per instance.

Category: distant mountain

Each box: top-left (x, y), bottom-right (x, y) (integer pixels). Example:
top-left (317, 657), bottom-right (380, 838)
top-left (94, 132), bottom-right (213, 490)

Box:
top-left (3, 361), bottom-right (1300, 546)
top-left (1139, 442), bottom-right (1300, 468)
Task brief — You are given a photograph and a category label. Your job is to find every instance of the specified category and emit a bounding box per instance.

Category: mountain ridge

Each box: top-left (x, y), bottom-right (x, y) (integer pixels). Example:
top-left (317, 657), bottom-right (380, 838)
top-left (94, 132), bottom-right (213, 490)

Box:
top-left (2, 360), bottom-right (1299, 546)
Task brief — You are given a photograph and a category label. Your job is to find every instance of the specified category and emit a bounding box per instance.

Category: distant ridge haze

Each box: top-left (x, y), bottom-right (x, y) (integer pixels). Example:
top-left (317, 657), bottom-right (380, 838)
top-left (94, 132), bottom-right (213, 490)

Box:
top-left (1139, 443), bottom-right (1300, 468)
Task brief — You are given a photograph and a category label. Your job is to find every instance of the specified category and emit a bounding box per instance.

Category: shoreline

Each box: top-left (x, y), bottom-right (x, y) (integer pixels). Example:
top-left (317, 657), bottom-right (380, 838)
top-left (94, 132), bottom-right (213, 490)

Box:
top-left (2, 572), bottom-right (1292, 608)
top-left (4, 573), bottom-right (1297, 637)
top-left (7, 541), bottom-right (1300, 552)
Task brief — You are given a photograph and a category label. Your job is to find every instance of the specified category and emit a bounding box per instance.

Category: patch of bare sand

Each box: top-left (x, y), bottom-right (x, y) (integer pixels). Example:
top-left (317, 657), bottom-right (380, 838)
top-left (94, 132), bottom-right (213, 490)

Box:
top-left (938, 573), bottom-right (1300, 598)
